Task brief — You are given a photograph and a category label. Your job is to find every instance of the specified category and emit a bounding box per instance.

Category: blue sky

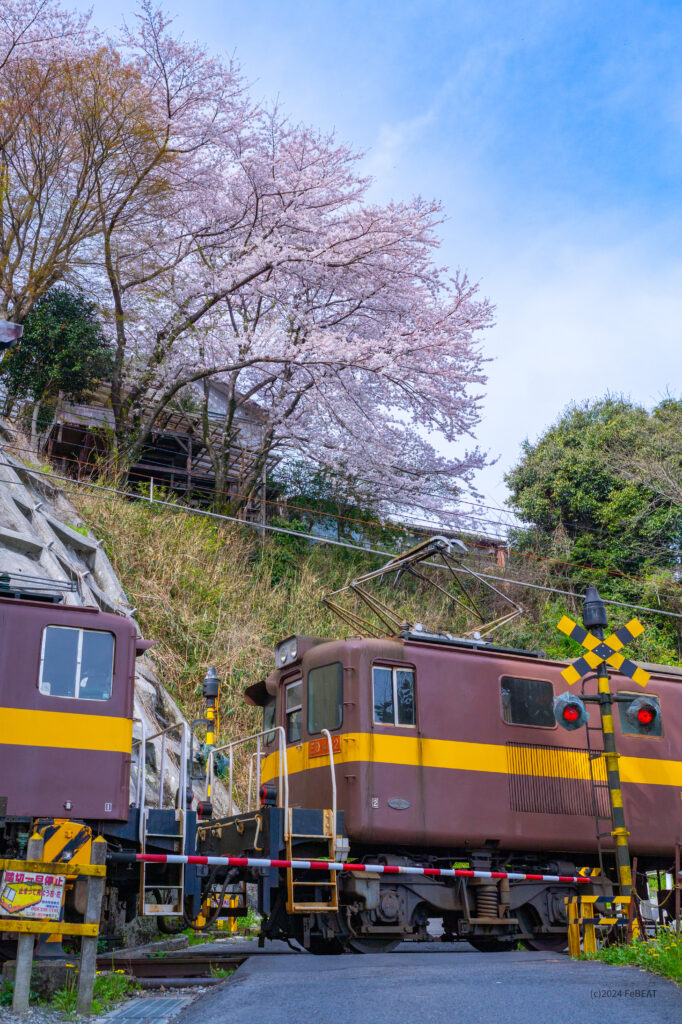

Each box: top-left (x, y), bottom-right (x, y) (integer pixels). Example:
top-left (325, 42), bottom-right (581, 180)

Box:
top-left (78, 0), bottom-right (682, 527)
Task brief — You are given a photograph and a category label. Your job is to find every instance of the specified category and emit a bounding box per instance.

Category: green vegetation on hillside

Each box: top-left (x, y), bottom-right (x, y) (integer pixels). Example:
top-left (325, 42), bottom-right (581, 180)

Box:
top-left (505, 397), bottom-right (682, 590)
top-left (503, 396), bottom-right (682, 666)
top-left (0, 287), bottom-right (113, 443)
top-left (74, 491), bottom-right (452, 741)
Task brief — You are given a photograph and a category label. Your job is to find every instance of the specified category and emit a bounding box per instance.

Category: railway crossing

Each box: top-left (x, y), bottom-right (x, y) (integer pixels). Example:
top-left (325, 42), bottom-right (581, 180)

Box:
top-left (558, 613), bottom-right (650, 688)
top-left (555, 587), bottom-right (653, 898)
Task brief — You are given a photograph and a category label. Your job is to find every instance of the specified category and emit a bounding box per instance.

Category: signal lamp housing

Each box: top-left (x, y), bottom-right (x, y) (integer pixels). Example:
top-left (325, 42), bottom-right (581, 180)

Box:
top-left (202, 666), bottom-right (220, 699)
top-left (260, 783), bottom-right (277, 807)
top-left (625, 696), bottom-right (661, 735)
top-left (553, 691), bottom-right (590, 731)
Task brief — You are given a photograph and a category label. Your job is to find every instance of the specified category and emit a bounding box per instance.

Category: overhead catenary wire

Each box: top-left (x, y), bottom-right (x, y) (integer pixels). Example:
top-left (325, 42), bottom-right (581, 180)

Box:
top-left (2, 452), bottom-right (681, 623)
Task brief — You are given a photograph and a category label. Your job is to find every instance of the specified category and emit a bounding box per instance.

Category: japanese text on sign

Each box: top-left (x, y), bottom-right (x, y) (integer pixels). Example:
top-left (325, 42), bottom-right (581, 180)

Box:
top-left (0, 870), bottom-right (65, 920)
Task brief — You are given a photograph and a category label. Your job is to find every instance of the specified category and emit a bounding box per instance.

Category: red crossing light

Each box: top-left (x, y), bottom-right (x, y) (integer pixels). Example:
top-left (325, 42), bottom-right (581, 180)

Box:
top-left (553, 691), bottom-right (589, 731)
top-left (637, 707), bottom-right (654, 726)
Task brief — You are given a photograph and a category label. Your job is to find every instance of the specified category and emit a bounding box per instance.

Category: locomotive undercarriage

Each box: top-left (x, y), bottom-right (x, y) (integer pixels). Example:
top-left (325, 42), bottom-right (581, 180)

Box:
top-left (196, 806), bottom-right (613, 954)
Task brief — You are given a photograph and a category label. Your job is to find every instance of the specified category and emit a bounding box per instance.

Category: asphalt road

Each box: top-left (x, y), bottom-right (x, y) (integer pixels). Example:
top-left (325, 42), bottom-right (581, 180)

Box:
top-left (170, 943), bottom-right (681, 1024)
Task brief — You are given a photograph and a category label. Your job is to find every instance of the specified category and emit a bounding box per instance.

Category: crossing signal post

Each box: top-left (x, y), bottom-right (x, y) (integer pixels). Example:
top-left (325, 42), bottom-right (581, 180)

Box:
top-left (557, 586), bottom-right (652, 897)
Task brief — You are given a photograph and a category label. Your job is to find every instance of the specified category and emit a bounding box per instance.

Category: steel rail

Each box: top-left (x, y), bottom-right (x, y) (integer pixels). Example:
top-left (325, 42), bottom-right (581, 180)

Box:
top-left (101, 954), bottom-right (246, 978)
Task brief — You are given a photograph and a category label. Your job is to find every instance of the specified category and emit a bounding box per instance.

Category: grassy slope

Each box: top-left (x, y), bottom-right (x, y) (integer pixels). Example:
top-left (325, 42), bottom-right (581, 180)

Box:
top-left (73, 492), bottom-right (450, 741)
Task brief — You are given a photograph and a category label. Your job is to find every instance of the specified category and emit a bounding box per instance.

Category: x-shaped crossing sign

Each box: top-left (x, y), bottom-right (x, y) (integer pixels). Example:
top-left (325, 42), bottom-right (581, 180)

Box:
top-left (557, 616), bottom-right (650, 687)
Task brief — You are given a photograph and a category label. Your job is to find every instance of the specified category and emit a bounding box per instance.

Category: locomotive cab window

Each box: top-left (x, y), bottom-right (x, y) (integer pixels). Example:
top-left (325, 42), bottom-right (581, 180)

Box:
top-left (308, 662), bottom-right (343, 734)
top-left (285, 680), bottom-right (302, 743)
top-left (263, 697), bottom-right (276, 743)
top-left (373, 666), bottom-right (415, 727)
top-left (501, 676), bottom-right (555, 728)
top-left (39, 626), bottom-right (115, 701)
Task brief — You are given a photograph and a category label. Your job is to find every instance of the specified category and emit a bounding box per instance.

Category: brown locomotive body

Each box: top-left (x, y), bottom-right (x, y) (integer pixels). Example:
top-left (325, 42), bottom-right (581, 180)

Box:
top-left (254, 632), bottom-right (682, 859)
top-left (0, 594), bottom-right (140, 822)
top-left (199, 629), bottom-right (682, 951)
top-left (0, 586), bottom-right (203, 943)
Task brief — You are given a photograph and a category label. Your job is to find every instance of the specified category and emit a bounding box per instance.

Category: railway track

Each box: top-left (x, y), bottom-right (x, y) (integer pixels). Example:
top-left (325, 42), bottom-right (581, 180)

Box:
top-left (96, 951), bottom-right (248, 988)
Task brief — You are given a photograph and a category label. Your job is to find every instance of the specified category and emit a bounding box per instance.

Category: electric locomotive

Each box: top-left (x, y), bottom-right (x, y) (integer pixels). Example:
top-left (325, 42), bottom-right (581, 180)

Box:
top-left (197, 543), bottom-right (682, 954)
top-left (0, 573), bottom-right (201, 946)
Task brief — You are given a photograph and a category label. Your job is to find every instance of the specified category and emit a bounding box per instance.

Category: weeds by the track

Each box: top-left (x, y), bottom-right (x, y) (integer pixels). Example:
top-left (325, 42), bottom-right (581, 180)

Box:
top-left (581, 929), bottom-right (682, 984)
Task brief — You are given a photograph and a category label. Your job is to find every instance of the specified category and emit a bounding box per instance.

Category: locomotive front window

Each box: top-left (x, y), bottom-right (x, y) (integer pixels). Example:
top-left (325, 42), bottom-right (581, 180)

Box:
top-left (307, 662), bottom-right (343, 734)
top-left (285, 680), bottom-right (302, 743)
top-left (373, 666), bottom-right (415, 727)
top-left (39, 626), bottom-right (114, 701)
top-left (501, 676), bottom-right (555, 728)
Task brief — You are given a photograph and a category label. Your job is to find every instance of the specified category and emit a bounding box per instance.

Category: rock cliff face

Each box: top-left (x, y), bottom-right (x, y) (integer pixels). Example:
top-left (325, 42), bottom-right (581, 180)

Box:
top-left (0, 433), bottom-right (231, 817)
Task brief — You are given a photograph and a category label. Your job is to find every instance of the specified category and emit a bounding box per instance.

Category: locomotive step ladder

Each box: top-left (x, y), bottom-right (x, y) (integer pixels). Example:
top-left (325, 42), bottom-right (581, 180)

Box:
top-left (285, 808), bottom-right (339, 914)
top-left (133, 720), bottom-right (191, 918)
top-left (139, 807), bottom-right (186, 916)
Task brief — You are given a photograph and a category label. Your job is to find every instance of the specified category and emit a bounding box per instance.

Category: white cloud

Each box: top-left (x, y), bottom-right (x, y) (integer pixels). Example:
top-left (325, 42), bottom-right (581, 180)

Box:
top-left (474, 223), bottom-right (682, 506)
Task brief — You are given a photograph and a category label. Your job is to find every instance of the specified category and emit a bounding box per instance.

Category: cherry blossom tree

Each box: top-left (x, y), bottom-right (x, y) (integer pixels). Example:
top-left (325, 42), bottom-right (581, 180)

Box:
top-left (0, 0), bottom-right (493, 522)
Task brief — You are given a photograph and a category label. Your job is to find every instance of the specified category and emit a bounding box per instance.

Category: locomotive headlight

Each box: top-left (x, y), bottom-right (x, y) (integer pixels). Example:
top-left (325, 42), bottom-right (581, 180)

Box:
top-left (275, 636), bottom-right (300, 667)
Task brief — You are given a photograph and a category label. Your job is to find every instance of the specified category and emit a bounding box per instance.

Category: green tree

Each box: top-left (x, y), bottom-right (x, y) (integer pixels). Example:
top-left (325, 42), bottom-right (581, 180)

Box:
top-left (1, 288), bottom-right (114, 447)
top-left (504, 397), bottom-right (682, 596)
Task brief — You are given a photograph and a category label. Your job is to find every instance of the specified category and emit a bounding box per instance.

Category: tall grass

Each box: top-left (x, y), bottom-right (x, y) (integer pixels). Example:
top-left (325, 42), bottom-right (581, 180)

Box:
top-left (74, 494), bottom-right (406, 740)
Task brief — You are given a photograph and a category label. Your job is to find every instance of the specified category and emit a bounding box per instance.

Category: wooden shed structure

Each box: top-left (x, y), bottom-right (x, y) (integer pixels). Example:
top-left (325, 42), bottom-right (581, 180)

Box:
top-left (42, 382), bottom-right (268, 519)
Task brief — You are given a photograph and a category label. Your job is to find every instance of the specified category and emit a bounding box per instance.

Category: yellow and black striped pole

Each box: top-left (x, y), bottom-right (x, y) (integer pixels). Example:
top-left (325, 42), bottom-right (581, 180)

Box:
top-left (582, 588), bottom-right (632, 897)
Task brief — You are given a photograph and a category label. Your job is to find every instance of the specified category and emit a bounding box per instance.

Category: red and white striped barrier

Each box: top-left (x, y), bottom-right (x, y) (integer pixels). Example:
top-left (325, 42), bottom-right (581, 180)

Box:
top-left (130, 852), bottom-right (591, 885)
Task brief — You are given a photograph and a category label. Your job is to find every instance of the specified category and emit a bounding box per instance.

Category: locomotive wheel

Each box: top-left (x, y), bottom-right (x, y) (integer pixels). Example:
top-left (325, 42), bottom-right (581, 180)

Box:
top-left (468, 938), bottom-right (515, 953)
top-left (521, 934), bottom-right (568, 953)
top-left (347, 936), bottom-right (401, 954)
top-left (306, 935), bottom-right (348, 955)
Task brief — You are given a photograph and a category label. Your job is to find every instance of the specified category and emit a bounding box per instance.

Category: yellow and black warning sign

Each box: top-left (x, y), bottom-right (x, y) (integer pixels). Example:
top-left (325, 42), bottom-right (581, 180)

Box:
top-left (557, 616), bottom-right (650, 687)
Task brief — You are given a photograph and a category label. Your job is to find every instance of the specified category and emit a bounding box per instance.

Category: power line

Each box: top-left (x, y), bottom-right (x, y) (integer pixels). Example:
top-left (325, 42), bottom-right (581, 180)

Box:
top-left (3, 433), bottom-right (682, 593)
top-left (3, 436), bottom-right (514, 537)
top-left (3, 453), bottom-right (681, 623)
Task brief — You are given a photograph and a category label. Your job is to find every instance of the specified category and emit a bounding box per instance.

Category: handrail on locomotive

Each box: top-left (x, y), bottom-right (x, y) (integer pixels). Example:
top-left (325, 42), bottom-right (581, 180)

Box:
top-left (204, 724), bottom-right (337, 840)
top-left (206, 726), bottom-right (289, 821)
top-left (132, 718), bottom-right (189, 852)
